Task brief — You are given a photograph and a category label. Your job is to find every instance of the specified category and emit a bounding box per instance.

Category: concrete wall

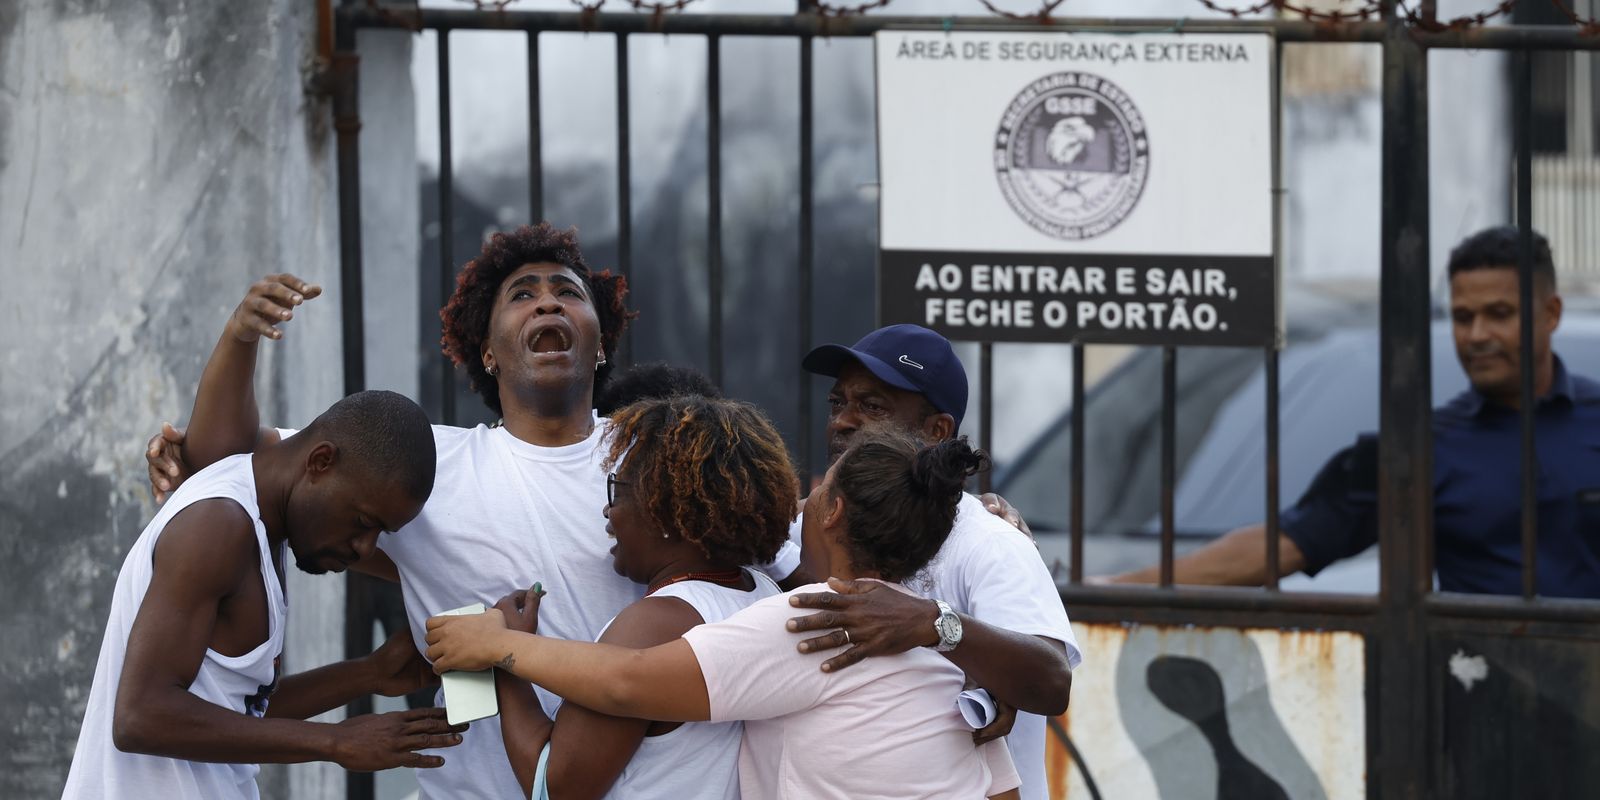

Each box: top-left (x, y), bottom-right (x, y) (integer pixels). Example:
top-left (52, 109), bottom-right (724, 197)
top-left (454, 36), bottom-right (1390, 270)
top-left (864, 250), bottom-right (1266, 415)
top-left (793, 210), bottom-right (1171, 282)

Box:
top-left (0, 1), bottom-right (361, 796)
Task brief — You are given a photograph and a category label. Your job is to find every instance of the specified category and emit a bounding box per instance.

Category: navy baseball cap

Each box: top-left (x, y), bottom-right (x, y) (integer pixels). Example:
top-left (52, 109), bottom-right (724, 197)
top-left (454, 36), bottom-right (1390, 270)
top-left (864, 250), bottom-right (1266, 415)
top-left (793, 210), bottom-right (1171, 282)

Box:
top-left (802, 324), bottom-right (969, 425)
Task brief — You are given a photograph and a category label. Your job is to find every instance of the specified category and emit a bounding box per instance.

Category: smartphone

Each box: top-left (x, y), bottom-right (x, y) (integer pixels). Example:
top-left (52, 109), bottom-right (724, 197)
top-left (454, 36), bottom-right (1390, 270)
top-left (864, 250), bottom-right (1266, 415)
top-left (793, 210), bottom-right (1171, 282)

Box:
top-left (437, 603), bottom-right (500, 725)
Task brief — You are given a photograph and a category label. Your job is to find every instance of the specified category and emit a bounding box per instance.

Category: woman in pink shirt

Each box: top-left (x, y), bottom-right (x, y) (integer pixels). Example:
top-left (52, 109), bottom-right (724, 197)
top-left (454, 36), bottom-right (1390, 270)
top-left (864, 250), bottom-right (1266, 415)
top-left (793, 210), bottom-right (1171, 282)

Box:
top-left (428, 431), bottom-right (1021, 799)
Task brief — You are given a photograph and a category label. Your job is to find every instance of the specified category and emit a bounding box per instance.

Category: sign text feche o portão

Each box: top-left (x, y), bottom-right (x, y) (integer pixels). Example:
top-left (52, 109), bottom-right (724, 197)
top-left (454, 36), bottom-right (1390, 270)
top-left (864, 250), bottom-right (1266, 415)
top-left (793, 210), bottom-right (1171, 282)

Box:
top-left (874, 30), bottom-right (1278, 347)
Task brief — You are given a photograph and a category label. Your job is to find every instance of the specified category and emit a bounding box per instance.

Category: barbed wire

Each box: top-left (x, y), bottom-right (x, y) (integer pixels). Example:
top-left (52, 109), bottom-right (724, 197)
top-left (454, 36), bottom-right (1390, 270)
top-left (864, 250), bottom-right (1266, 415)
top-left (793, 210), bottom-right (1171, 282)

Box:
top-left (972, 0), bottom-right (1071, 24)
top-left (386, 0), bottom-right (1600, 34)
top-left (1549, 0), bottom-right (1600, 34)
top-left (1194, 0), bottom-right (1381, 23)
top-left (1398, 0), bottom-right (1520, 32)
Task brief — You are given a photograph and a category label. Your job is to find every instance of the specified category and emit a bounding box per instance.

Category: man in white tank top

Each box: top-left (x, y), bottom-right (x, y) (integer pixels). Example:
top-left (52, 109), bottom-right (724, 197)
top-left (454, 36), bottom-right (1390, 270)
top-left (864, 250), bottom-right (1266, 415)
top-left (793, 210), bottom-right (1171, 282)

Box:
top-left (63, 391), bottom-right (463, 800)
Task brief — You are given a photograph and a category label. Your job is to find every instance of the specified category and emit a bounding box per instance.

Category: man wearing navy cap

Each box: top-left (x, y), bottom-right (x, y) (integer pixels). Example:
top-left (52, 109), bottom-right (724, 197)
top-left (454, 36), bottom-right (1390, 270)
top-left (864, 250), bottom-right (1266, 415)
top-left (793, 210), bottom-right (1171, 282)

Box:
top-left (785, 324), bottom-right (1081, 800)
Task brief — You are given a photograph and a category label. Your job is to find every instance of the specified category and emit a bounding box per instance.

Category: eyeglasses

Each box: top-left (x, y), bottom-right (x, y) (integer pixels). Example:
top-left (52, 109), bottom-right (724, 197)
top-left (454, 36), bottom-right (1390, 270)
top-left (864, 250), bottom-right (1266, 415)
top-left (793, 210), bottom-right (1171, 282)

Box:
top-left (607, 473), bottom-right (631, 508)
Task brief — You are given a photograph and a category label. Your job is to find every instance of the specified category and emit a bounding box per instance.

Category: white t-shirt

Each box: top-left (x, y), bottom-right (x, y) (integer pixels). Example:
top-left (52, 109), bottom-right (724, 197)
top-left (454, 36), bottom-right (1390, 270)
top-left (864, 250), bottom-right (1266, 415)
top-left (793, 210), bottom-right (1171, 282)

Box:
top-left (786, 493), bottom-right (1082, 800)
top-left (683, 582), bottom-right (1020, 800)
top-left (62, 454), bottom-right (287, 800)
top-left (593, 569), bottom-right (781, 800)
top-left (374, 422), bottom-right (644, 800)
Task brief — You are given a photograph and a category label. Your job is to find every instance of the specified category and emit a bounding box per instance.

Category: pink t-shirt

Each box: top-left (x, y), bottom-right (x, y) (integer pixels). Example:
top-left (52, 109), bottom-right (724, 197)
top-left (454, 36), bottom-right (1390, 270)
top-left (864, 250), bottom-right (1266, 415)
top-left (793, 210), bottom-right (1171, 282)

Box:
top-left (682, 582), bottom-right (1020, 799)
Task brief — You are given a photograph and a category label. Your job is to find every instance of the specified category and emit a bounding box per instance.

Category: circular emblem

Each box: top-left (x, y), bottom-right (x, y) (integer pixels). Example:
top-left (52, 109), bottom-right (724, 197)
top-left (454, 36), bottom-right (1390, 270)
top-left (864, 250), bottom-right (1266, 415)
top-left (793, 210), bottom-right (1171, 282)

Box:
top-left (995, 72), bottom-right (1150, 240)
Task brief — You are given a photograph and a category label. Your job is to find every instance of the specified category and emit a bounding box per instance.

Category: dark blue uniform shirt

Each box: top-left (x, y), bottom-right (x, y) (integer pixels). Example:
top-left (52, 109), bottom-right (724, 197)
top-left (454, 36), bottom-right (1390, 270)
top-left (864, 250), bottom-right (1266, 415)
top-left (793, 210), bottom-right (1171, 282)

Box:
top-left (1282, 357), bottom-right (1600, 598)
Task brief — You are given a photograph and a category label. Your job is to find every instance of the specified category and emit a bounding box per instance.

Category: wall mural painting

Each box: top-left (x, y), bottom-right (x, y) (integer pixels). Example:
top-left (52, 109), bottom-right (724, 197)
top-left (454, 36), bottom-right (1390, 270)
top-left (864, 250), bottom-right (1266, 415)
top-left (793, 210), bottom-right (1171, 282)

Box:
top-left (1045, 623), bottom-right (1366, 799)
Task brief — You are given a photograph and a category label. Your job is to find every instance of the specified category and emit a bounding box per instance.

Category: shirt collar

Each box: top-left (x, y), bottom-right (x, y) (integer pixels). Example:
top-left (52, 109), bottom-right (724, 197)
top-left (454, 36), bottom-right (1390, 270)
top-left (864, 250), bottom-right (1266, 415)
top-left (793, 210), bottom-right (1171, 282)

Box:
top-left (1463, 354), bottom-right (1573, 417)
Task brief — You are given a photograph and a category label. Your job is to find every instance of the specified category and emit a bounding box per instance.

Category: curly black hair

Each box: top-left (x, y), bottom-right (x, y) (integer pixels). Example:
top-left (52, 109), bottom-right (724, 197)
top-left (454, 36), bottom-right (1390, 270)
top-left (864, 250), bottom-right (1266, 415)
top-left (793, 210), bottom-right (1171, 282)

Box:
top-left (601, 395), bottom-right (798, 568)
top-left (831, 432), bottom-right (989, 583)
top-left (439, 223), bottom-right (636, 416)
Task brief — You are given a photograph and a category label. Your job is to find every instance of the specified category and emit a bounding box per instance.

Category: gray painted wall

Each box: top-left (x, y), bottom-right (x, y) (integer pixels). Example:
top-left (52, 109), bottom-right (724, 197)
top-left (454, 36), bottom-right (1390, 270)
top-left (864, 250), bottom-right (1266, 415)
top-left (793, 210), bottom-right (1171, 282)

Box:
top-left (0, 2), bottom-right (422, 797)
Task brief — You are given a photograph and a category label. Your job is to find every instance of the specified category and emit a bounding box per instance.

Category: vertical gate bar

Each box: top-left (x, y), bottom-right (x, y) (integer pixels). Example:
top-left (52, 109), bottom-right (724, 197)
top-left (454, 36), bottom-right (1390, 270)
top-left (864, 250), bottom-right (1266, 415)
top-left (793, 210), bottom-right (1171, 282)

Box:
top-left (1070, 343), bottom-right (1085, 584)
top-left (332, 19), bottom-right (373, 800)
top-left (1159, 346), bottom-right (1176, 588)
top-left (528, 31), bottom-right (543, 223)
top-left (798, 35), bottom-right (815, 482)
top-left (334, 48), bottom-right (365, 398)
top-left (438, 31), bottom-right (456, 427)
top-left (1376, 18), bottom-right (1432, 799)
top-left (979, 342), bottom-right (994, 494)
top-left (1265, 346), bottom-right (1281, 590)
top-left (1515, 50), bottom-right (1538, 600)
top-left (1265, 35), bottom-right (1282, 591)
top-left (616, 33), bottom-right (634, 366)
top-left (708, 36), bottom-right (724, 388)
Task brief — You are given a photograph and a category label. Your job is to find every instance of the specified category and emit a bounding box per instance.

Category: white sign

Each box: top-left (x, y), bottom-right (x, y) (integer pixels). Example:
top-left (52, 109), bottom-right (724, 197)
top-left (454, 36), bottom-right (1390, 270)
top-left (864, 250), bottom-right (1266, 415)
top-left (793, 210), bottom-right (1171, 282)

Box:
top-left (875, 30), bottom-right (1278, 346)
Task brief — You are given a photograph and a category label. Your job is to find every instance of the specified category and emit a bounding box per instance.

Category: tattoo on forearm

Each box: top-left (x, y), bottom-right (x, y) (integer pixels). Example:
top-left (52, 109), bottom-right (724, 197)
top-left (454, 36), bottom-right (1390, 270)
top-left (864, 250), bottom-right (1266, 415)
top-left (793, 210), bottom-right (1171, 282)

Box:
top-left (494, 653), bottom-right (516, 670)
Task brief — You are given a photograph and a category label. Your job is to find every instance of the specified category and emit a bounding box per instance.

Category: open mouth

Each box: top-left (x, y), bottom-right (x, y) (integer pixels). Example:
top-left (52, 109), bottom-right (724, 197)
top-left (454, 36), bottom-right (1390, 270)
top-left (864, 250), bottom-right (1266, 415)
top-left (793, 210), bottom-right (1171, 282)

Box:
top-left (529, 327), bottom-right (572, 355)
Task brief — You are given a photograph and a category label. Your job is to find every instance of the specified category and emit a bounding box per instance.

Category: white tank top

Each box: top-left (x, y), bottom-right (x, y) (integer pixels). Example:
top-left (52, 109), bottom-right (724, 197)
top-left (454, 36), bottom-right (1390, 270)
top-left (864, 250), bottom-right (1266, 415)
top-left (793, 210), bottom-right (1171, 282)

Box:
top-left (596, 568), bottom-right (780, 800)
top-left (61, 454), bottom-right (287, 800)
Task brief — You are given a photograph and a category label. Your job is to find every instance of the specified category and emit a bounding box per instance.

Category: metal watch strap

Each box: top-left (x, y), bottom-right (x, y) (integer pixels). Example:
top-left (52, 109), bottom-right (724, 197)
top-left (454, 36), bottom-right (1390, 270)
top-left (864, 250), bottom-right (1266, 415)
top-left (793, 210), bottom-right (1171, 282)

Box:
top-left (932, 599), bottom-right (962, 652)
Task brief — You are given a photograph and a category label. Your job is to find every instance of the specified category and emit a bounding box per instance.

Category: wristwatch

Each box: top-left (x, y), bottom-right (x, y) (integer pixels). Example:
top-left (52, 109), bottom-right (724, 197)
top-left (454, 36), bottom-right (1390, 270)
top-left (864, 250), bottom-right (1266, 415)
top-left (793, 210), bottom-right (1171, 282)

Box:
top-left (931, 600), bottom-right (963, 652)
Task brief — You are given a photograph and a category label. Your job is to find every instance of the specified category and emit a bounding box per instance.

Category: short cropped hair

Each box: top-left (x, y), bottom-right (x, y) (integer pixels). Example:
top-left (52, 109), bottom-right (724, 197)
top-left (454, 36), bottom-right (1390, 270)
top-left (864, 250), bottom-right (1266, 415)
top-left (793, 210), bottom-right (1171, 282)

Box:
top-left (1447, 225), bottom-right (1557, 293)
top-left (601, 395), bottom-right (797, 567)
top-left (301, 390), bottom-right (436, 502)
top-left (831, 431), bottom-right (989, 583)
top-left (595, 363), bottom-right (722, 416)
top-left (440, 223), bottom-right (637, 416)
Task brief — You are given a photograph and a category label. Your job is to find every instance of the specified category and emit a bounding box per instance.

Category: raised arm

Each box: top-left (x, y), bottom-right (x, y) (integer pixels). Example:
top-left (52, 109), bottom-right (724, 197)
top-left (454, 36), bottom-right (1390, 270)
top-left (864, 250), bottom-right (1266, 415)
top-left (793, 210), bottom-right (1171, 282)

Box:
top-left (182, 275), bottom-right (320, 470)
top-left (112, 501), bottom-right (460, 769)
top-left (425, 609), bottom-right (711, 724)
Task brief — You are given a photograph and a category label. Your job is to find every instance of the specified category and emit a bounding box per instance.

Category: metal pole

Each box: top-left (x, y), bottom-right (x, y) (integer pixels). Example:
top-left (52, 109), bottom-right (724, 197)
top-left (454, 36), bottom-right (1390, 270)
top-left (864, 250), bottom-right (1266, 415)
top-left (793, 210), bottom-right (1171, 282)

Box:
top-left (1070, 343), bottom-right (1085, 584)
top-left (616, 33), bottom-right (634, 366)
top-left (331, 20), bottom-right (373, 800)
top-left (1265, 35), bottom-right (1283, 590)
top-left (1376, 17), bottom-right (1433, 798)
top-left (1159, 346), bottom-right (1176, 588)
top-left (1515, 50), bottom-right (1538, 600)
top-left (708, 36), bottom-right (724, 388)
top-left (798, 35), bottom-right (815, 482)
top-left (1265, 346), bottom-right (1281, 589)
top-left (528, 31), bottom-right (543, 223)
top-left (437, 31), bottom-right (456, 426)
top-left (979, 342), bottom-right (994, 494)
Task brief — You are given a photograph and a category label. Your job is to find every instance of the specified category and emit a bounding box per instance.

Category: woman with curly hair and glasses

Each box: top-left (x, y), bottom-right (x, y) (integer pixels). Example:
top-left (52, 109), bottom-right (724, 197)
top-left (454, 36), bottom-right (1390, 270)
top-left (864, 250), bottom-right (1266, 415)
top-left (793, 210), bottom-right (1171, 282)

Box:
top-left (428, 431), bottom-right (1021, 800)
top-left (143, 225), bottom-right (803, 798)
top-left (490, 394), bottom-right (797, 799)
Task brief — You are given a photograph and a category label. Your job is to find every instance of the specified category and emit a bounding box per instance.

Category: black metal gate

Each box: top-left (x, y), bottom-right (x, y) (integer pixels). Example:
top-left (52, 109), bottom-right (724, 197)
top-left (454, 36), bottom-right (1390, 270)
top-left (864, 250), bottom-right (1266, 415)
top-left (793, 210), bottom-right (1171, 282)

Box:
top-left (327, 2), bottom-right (1600, 797)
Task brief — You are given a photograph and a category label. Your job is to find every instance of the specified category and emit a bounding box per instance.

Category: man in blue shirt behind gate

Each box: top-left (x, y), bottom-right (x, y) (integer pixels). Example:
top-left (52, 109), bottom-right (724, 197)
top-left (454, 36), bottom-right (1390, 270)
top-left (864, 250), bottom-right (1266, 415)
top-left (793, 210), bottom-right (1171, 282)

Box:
top-left (1109, 225), bottom-right (1600, 598)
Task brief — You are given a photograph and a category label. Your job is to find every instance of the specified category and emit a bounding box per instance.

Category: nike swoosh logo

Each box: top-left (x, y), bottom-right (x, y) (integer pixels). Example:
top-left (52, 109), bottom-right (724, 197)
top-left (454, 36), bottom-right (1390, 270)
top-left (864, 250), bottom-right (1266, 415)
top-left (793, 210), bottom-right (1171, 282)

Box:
top-left (899, 355), bottom-right (925, 370)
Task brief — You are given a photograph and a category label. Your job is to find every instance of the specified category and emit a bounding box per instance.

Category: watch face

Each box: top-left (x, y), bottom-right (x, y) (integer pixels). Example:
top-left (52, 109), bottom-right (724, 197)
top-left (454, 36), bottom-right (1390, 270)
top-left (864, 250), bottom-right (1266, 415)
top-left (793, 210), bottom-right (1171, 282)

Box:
top-left (938, 610), bottom-right (962, 645)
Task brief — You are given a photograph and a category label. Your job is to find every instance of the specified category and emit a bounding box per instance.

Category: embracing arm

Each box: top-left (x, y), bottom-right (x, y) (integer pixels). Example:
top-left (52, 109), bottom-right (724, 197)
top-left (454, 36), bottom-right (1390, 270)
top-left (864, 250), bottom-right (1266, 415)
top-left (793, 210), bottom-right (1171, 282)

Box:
top-left (113, 502), bottom-right (458, 769)
top-left (941, 624), bottom-right (1071, 716)
top-left (544, 598), bottom-right (703, 800)
top-left (426, 611), bottom-right (711, 724)
top-left (786, 579), bottom-right (1071, 715)
top-left (488, 585), bottom-right (701, 799)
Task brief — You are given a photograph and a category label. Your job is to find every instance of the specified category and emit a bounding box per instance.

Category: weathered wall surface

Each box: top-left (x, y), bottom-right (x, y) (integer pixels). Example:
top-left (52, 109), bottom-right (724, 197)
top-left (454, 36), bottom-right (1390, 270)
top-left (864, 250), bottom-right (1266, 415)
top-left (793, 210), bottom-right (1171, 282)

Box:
top-left (0, 1), bottom-right (356, 796)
